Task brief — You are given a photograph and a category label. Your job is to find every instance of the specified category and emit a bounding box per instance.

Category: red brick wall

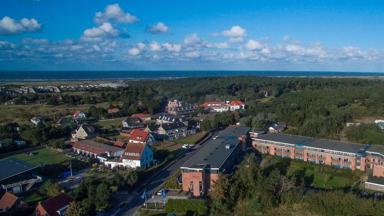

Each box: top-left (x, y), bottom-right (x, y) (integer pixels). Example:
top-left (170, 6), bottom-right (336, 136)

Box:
top-left (208, 173), bottom-right (219, 192)
top-left (373, 165), bottom-right (384, 177)
top-left (182, 171), bottom-right (204, 197)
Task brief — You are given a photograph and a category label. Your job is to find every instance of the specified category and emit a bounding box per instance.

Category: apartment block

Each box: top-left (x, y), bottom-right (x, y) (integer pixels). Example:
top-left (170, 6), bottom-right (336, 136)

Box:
top-left (180, 126), bottom-right (250, 197)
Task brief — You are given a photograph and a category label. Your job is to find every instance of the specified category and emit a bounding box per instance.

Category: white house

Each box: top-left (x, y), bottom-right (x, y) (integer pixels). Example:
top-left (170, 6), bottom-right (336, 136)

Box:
top-left (129, 129), bottom-right (154, 145)
top-left (120, 142), bottom-right (153, 169)
top-left (71, 125), bottom-right (96, 141)
top-left (72, 111), bottom-right (86, 121)
top-left (30, 117), bottom-right (42, 126)
top-left (105, 142), bottom-right (153, 169)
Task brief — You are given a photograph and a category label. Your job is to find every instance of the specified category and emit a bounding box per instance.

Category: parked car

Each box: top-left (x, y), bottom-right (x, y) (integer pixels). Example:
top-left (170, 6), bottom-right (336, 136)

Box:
top-left (182, 144), bottom-right (193, 149)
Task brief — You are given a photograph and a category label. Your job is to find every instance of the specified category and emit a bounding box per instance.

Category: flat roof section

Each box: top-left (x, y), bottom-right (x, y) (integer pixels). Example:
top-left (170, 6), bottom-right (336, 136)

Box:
top-left (0, 158), bottom-right (38, 182)
top-left (181, 126), bottom-right (250, 170)
top-left (366, 145), bottom-right (384, 156)
top-left (366, 176), bottom-right (384, 186)
top-left (255, 133), bottom-right (367, 154)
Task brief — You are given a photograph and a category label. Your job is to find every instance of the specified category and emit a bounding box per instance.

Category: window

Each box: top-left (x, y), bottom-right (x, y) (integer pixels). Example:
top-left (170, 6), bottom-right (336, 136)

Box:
top-left (189, 181), bottom-right (193, 191)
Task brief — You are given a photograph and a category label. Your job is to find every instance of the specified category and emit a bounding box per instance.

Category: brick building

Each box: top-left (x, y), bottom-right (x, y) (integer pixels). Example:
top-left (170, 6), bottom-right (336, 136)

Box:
top-left (251, 132), bottom-right (384, 191)
top-left (180, 126), bottom-right (250, 197)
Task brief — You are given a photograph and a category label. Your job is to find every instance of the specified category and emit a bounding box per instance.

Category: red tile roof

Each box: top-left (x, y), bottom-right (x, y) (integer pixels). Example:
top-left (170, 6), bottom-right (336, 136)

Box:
top-left (0, 192), bottom-right (18, 210)
top-left (72, 140), bottom-right (123, 155)
top-left (131, 113), bottom-right (150, 119)
top-left (38, 193), bottom-right (73, 216)
top-left (129, 129), bottom-right (150, 143)
top-left (230, 100), bottom-right (245, 106)
top-left (201, 101), bottom-right (227, 108)
top-left (122, 142), bottom-right (145, 160)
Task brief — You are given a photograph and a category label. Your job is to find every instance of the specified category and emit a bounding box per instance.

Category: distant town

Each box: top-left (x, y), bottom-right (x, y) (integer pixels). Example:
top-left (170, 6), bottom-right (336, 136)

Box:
top-left (2, 77), bottom-right (384, 216)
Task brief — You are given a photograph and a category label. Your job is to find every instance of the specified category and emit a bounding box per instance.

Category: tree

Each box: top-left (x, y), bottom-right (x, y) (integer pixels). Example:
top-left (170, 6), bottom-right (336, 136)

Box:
top-left (94, 183), bottom-right (111, 211)
top-left (65, 202), bottom-right (88, 216)
top-left (39, 180), bottom-right (62, 197)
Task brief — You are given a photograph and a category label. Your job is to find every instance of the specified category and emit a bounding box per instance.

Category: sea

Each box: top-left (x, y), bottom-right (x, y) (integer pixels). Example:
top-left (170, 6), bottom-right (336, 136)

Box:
top-left (0, 71), bottom-right (384, 81)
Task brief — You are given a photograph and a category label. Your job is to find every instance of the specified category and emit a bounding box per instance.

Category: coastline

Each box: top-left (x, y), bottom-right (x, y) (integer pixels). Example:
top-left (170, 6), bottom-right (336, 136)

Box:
top-left (1, 71), bottom-right (384, 84)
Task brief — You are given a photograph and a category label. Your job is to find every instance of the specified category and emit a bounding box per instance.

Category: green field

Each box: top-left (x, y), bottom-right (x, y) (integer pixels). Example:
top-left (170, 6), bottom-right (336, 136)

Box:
top-left (175, 132), bottom-right (207, 145)
top-left (96, 117), bottom-right (125, 129)
top-left (10, 148), bottom-right (70, 165)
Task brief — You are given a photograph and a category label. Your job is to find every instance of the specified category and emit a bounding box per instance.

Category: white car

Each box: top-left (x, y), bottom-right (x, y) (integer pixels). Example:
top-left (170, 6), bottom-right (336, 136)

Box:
top-left (182, 144), bottom-right (193, 149)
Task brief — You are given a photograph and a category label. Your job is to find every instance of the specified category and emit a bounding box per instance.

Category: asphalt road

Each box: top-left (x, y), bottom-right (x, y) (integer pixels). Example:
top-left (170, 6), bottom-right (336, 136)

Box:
top-left (111, 133), bottom-right (213, 216)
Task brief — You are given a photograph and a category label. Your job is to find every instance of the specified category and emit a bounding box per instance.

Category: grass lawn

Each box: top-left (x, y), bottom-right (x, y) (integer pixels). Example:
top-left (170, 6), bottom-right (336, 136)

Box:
top-left (22, 191), bottom-right (46, 204)
top-left (175, 132), bottom-right (207, 145)
top-left (10, 148), bottom-right (70, 165)
top-left (97, 117), bottom-right (125, 129)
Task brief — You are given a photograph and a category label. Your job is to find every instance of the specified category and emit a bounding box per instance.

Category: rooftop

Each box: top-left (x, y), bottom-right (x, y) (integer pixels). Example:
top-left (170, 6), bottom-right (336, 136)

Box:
top-left (72, 140), bottom-right (123, 155)
top-left (0, 158), bottom-right (38, 182)
top-left (366, 145), bottom-right (384, 155)
top-left (366, 176), bottom-right (384, 186)
top-left (255, 133), bottom-right (367, 154)
top-left (130, 129), bottom-right (150, 142)
top-left (0, 192), bottom-right (18, 210)
top-left (181, 126), bottom-right (250, 170)
top-left (39, 193), bottom-right (73, 216)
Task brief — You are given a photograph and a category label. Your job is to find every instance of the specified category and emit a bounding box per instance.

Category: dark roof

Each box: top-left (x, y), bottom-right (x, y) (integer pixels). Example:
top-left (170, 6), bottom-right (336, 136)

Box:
top-left (123, 117), bottom-right (143, 124)
top-left (161, 122), bottom-right (186, 130)
top-left (157, 113), bottom-right (183, 122)
top-left (40, 193), bottom-right (73, 216)
top-left (366, 176), bottom-right (384, 186)
top-left (79, 125), bottom-right (96, 134)
top-left (146, 125), bottom-right (160, 132)
top-left (256, 133), bottom-right (367, 154)
top-left (0, 158), bottom-right (38, 182)
top-left (367, 145), bottom-right (384, 155)
top-left (181, 126), bottom-right (250, 170)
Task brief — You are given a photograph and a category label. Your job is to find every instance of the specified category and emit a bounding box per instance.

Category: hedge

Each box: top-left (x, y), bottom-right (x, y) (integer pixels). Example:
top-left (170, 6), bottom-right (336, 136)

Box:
top-left (165, 199), bottom-right (208, 215)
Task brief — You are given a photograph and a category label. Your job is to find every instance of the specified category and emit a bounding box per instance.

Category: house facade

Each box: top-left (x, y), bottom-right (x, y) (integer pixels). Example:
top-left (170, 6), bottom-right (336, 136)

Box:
top-left (35, 193), bottom-right (73, 216)
top-left (157, 122), bottom-right (188, 140)
top-left (72, 111), bottom-right (86, 121)
top-left (129, 128), bottom-right (154, 145)
top-left (166, 99), bottom-right (198, 116)
top-left (72, 140), bottom-right (124, 160)
top-left (252, 133), bottom-right (368, 171)
top-left (120, 142), bottom-right (153, 168)
top-left (122, 117), bottom-right (145, 130)
top-left (201, 100), bottom-right (245, 113)
top-left (0, 192), bottom-right (22, 213)
top-left (71, 125), bottom-right (96, 141)
top-left (181, 126), bottom-right (250, 197)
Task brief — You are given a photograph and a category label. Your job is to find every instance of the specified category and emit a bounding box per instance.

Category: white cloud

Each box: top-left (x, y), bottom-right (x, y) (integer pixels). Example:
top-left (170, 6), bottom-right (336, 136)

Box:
top-left (341, 46), bottom-right (379, 61)
top-left (128, 47), bottom-right (141, 56)
top-left (185, 51), bottom-right (200, 58)
top-left (149, 41), bottom-right (161, 51)
top-left (0, 40), bottom-right (15, 49)
top-left (82, 22), bottom-right (119, 41)
top-left (246, 40), bottom-right (264, 50)
top-left (95, 3), bottom-right (138, 24)
top-left (222, 25), bottom-right (246, 43)
top-left (163, 43), bottom-right (181, 52)
top-left (184, 33), bottom-right (201, 45)
top-left (207, 42), bottom-right (228, 49)
top-left (136, 42), bottom-right (146, 50)
top-left (147, 22), bottom-right (168, 33)
top-left (0, 16), bottom-right (41, 35)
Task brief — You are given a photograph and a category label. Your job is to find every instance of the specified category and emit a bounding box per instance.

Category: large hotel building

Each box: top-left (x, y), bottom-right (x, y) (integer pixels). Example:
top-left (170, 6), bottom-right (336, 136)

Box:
top-left (251, 132), bottom-right (384, 191)
top-left (180, 126), bottom-right (250, 197)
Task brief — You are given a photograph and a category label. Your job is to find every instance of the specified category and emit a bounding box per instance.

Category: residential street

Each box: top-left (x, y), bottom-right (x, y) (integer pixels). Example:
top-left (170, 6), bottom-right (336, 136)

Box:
top-left (109, 132), bottom-right (213, 216)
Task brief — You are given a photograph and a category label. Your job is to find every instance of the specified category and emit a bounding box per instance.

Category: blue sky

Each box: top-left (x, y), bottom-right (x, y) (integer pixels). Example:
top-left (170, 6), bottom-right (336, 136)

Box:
top-left (0, 0), bottom-right (383, 71)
